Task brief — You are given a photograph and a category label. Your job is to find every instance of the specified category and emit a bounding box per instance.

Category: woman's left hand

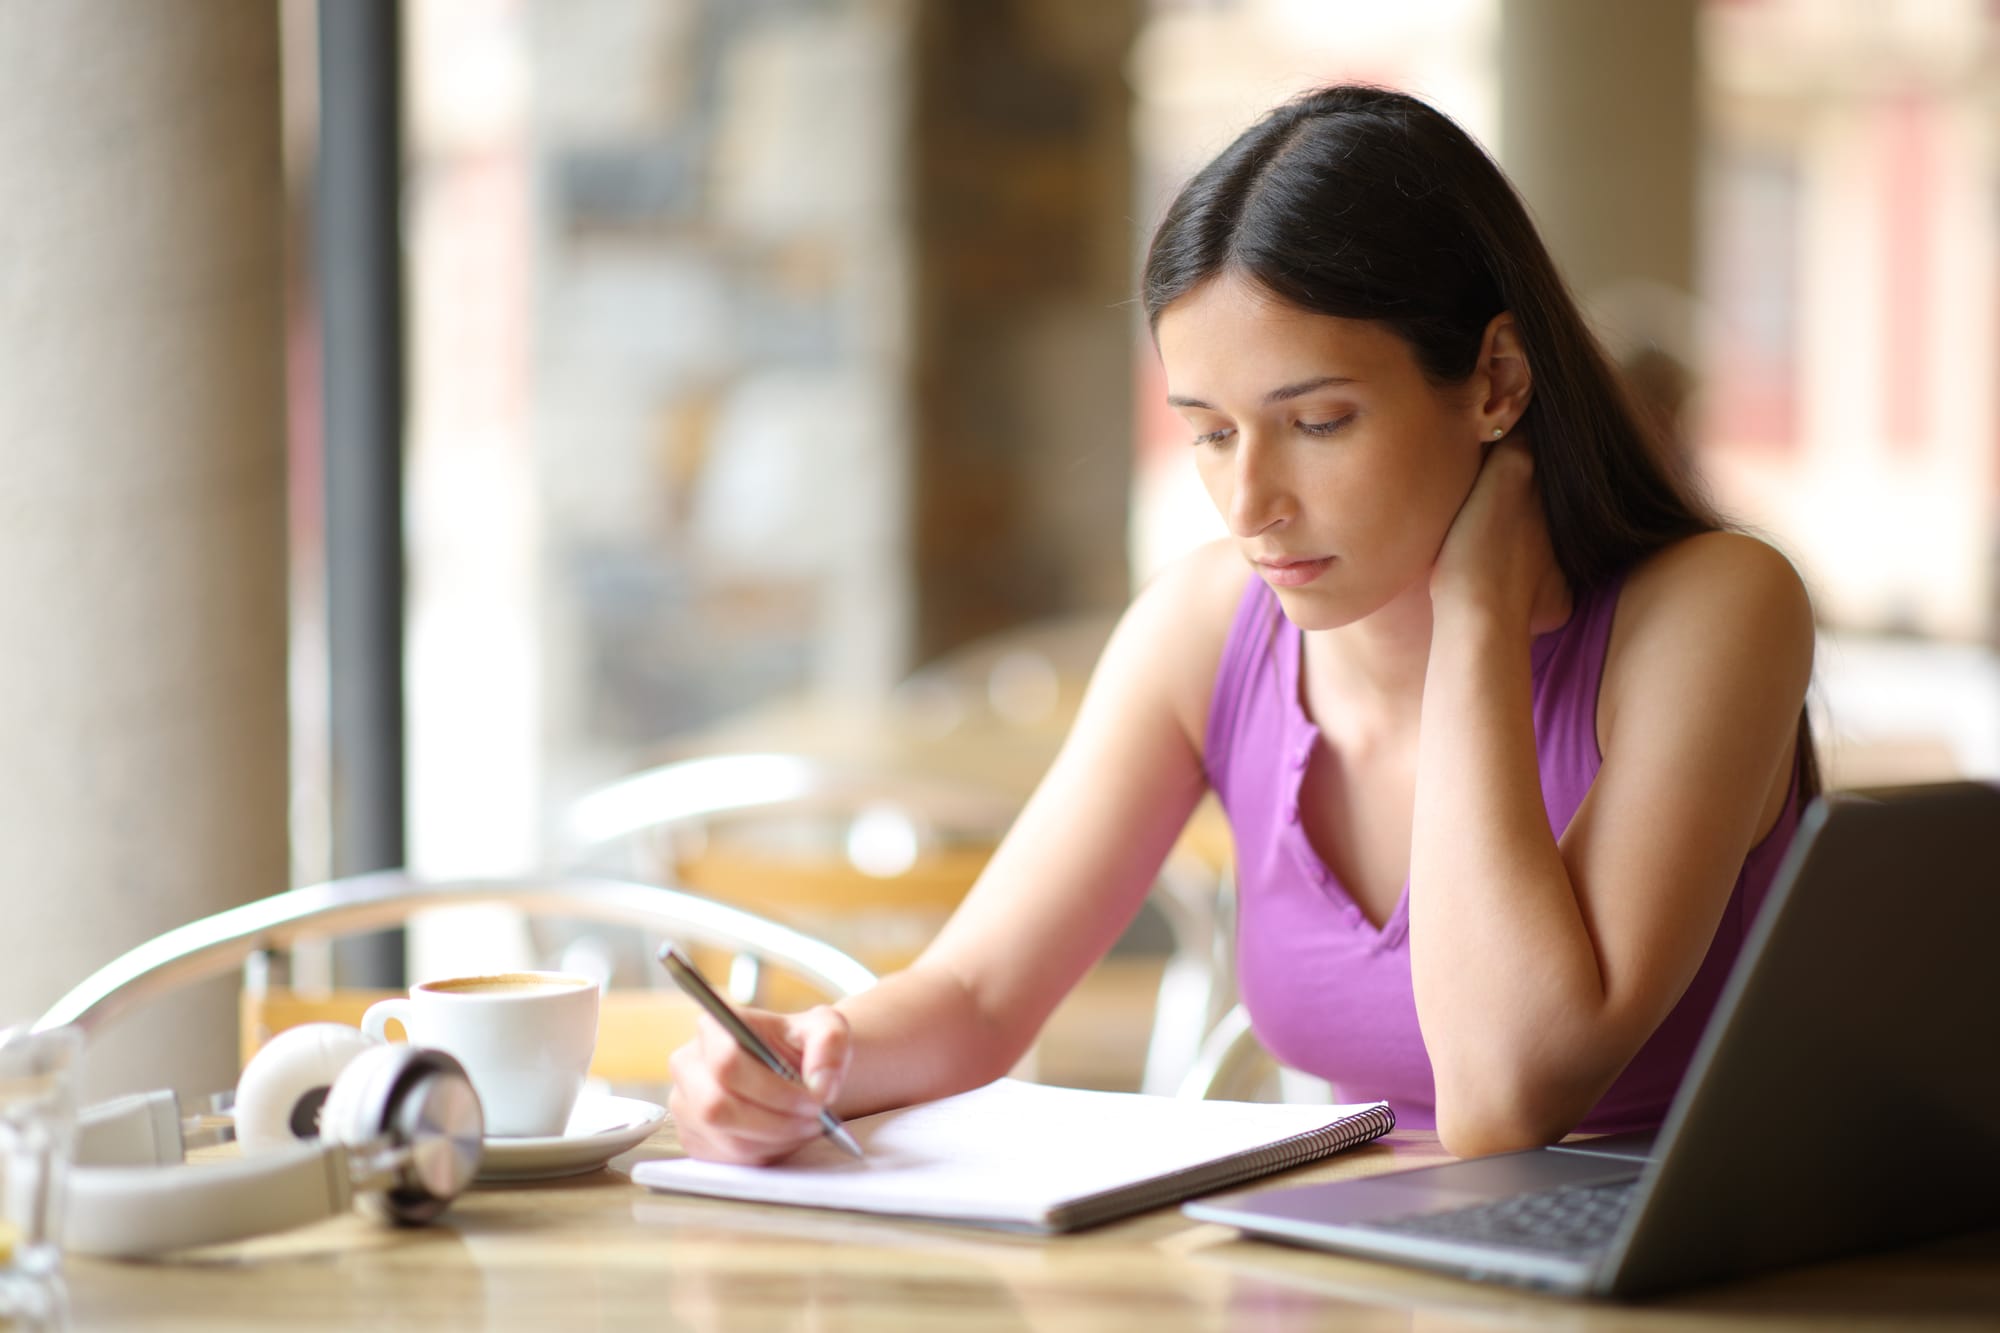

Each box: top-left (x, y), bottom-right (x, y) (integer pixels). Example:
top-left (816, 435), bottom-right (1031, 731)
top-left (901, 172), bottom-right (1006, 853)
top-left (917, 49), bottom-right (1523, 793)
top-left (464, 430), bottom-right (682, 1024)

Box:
top-left (1429, 436), bottom-right (1559, 633)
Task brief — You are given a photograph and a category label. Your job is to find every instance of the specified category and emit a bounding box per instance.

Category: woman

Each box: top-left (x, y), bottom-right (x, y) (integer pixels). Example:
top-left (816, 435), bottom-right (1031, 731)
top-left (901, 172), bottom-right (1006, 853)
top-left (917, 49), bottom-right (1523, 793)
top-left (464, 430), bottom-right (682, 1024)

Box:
top-left (668, 85), bottom-right (1816, 1161)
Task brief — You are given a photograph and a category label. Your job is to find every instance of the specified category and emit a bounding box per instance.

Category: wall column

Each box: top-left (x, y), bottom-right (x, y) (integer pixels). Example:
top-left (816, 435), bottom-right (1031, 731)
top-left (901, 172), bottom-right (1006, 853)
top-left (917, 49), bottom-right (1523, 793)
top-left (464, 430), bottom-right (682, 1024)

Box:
top-left (0, 1), bottom-right (289, 1098)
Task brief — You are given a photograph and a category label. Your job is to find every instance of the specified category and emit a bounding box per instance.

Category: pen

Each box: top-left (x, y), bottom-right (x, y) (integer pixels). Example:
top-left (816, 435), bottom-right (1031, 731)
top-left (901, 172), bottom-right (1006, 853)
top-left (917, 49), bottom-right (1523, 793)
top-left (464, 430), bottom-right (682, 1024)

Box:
top-left (656, 944), bottom-right (865, 1160)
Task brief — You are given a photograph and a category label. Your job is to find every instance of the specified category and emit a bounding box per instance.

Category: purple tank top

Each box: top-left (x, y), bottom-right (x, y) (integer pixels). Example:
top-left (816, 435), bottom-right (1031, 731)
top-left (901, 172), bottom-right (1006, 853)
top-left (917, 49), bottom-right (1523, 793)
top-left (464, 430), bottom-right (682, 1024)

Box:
top-left (1204, 575), bottom-right (1800, 1133)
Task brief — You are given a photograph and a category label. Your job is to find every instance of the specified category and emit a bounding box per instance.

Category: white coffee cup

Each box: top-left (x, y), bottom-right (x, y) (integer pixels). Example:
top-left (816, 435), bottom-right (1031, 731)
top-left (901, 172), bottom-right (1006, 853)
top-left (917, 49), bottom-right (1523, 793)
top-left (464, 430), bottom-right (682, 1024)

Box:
top-left (361, 972), bottom-right (599, 1138)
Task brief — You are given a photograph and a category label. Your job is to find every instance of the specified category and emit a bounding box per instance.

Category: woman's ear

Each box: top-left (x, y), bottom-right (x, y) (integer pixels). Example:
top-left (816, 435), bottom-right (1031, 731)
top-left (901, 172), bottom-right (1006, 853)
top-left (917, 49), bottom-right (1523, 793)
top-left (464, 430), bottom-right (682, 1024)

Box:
top-left (1474, 312), bottom-right (1532, 434)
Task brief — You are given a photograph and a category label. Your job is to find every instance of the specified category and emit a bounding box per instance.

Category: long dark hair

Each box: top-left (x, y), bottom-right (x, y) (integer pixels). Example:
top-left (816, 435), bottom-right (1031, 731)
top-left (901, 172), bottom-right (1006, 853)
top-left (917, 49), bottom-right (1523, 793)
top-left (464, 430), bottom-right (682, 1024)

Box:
top-left (1143, 84), bottom-right (1819, 798)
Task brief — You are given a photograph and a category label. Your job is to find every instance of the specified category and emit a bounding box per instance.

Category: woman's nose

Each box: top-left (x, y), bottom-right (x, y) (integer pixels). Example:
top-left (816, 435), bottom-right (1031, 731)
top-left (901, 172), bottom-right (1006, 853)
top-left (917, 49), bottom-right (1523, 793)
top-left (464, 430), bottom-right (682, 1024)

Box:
top-left (1227, 436), bottom-right (1289, 537)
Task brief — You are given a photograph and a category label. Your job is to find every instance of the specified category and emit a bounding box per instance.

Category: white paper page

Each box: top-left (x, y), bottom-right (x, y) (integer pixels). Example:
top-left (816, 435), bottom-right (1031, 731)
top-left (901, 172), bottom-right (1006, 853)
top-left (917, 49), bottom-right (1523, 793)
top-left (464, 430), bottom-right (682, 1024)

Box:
top-left (633, 1079), bottom-right (1386, 1226)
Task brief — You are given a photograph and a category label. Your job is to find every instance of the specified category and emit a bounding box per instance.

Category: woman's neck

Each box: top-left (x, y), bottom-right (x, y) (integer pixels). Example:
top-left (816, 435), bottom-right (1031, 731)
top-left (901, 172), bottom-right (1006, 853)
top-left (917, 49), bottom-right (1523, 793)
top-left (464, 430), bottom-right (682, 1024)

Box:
top-left (1300, 583), bottom-right (1437, 731)
top-left (1299, 571), bottom-right (1574, 729)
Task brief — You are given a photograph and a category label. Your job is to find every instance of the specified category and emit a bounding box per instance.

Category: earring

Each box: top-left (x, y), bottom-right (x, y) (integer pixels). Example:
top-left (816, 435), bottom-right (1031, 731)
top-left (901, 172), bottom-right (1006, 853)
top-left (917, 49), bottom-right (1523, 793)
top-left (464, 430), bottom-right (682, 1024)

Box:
top-left (1490, 427), bottom-right (1505, 439)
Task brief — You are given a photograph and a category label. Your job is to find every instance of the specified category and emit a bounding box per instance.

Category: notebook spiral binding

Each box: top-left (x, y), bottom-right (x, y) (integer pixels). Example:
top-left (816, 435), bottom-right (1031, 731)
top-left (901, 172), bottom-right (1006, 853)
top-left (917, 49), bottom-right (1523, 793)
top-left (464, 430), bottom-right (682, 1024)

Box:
top-left (1049, 1101), bottom-right (1398, 1231)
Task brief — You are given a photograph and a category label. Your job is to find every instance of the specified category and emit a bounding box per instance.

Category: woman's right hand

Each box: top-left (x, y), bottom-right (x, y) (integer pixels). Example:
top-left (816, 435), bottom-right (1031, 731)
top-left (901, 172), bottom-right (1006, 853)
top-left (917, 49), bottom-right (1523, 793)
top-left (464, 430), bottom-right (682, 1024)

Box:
top-left (665, 1003), bottom-right (853, 1165)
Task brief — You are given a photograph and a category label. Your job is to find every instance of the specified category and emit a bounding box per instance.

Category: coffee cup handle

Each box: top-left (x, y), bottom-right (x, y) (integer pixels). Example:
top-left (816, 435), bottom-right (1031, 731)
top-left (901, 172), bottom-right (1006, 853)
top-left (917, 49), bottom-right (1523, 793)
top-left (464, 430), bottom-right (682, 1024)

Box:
top-left (360, 997), bottom-right (413, 1044)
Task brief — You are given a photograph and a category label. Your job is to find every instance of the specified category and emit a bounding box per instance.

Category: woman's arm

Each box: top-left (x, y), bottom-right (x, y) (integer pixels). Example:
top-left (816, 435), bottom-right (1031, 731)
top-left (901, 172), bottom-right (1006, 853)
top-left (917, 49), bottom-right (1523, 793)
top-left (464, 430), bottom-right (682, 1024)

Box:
top-left (668, 546), bottom-right (1239, 1163)
top-left (1412, 444), bottom-right (1813, 1158)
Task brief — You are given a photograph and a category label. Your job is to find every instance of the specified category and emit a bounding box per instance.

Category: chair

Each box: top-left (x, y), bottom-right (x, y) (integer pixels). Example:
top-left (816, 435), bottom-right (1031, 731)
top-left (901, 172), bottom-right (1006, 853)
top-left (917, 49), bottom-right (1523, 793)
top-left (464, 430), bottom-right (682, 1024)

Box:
top-left (557, 611), bottom-right (1248, 1096)
top-left (561, 752), bottom-right (1020, 994)
top-left (562, 748), bottom-right (1245, 1095)
top-left (35, 871), bottom-right (878, 1086)
top-left (35, 869), bottom-right (1302, 1106)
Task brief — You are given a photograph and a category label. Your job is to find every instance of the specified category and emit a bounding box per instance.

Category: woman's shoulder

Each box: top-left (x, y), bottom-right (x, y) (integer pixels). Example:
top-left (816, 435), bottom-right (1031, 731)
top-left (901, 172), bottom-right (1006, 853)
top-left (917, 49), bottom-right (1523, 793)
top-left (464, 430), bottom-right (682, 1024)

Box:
top-left (1617, 529), bottom-right (1812, 633)
top-left (1138, 536), bottom-right (1255, 615)
top-left (1130, 537), bottom-right (1257, 651)
top-left (1113, 538), bottom-right (1257, 741)
top-left (1602, 529), bottom-right (1815, 724)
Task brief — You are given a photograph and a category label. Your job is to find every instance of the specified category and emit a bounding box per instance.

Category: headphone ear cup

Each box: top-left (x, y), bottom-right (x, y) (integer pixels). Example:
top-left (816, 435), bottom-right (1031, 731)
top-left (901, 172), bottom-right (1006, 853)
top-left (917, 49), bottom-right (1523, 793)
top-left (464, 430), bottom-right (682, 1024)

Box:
top-left (319, 1041), bottom-right (416, 1147)
top-left (323, 1043), bottom-right (485, 1224)
top-left (235, 1023), bottom-right (382, 1153)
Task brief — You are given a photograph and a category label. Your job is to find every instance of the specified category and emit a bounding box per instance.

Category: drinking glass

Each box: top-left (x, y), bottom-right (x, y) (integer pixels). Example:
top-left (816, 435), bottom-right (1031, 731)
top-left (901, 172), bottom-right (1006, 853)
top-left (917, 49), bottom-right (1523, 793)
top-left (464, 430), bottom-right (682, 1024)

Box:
top-left (0, 1022), bottom-right (83, 1323)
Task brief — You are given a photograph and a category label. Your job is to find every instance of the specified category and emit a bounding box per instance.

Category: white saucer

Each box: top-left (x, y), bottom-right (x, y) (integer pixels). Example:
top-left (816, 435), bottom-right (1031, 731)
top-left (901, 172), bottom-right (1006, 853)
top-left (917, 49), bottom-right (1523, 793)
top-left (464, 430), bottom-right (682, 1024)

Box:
top-left (475, 1094), bottom-right (668, 1182)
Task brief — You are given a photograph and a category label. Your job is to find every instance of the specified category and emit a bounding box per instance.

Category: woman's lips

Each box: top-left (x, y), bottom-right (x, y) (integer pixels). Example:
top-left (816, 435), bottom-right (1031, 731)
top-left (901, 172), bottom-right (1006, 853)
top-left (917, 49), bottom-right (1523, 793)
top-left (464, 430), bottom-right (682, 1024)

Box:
top-left (1255, 555), bottom-right (1335, 587)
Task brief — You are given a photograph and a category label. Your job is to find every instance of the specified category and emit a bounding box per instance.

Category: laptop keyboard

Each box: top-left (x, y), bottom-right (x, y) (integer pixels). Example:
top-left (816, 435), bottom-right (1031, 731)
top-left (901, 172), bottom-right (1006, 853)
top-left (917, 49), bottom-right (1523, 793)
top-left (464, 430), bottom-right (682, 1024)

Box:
top-left (1367, 1179), bottom-right (1638, 1257)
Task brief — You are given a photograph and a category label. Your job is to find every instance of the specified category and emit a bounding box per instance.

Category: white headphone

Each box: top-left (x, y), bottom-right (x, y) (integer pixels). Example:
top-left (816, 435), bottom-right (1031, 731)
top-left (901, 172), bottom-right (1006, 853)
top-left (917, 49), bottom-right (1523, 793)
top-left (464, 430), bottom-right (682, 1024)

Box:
top-left (66, 1024), bottom-right (485, 1258)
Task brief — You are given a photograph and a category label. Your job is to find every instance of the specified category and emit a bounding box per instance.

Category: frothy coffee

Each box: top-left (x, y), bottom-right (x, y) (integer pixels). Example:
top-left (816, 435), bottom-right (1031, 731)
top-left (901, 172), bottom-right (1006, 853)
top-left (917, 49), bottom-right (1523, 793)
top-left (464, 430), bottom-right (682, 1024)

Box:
top-left (421, 973), bottom-right (590, 996)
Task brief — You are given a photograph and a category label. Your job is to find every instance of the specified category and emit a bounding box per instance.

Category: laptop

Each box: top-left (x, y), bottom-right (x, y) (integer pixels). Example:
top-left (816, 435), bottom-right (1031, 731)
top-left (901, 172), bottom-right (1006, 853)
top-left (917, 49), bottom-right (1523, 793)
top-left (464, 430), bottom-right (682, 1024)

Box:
top-left (1184, 781), bottom-right (2000, 1298)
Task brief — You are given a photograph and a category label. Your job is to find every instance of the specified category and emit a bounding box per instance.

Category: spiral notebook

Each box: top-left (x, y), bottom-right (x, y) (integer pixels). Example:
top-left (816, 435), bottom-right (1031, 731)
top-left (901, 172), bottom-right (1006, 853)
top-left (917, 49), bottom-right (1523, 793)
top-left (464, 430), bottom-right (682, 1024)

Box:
top-left (633, 1077), bottom-right (1394, 1232)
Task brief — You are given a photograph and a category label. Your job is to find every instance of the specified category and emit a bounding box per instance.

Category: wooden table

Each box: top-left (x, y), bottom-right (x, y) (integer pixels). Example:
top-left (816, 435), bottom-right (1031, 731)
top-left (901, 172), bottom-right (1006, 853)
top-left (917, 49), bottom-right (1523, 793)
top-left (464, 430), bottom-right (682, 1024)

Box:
top-left (61, 1123), bottom-right (2000, 1331)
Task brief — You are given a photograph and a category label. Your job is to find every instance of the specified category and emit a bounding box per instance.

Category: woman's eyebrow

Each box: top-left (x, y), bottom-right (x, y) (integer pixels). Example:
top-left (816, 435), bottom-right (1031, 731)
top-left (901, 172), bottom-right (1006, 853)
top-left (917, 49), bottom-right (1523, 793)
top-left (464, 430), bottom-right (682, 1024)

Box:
top-left (1166, 376), bottom-right (1358, 411)
top-left (1266, 375), bottom-right (1358, 402)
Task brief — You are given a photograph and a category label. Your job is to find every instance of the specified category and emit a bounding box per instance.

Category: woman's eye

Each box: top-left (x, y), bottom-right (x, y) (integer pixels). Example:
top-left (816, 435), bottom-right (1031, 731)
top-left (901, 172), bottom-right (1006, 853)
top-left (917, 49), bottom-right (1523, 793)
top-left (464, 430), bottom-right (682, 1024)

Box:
top-left (1298, 416), bottom-right (1354, 437)
top-left (1190, 426), bottom-right (1236, 448)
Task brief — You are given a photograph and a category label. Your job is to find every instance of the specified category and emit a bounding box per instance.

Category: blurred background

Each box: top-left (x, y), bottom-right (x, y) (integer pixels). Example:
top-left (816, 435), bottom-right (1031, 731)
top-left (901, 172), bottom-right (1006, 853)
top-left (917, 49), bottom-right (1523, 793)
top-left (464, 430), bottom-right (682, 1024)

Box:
top-left (4, 0), bottom-right (1995, 1100)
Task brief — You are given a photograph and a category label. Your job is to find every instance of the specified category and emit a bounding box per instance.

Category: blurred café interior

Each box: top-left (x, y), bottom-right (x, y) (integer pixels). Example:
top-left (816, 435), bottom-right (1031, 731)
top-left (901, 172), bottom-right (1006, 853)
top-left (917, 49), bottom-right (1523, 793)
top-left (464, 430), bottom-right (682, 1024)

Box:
top-left (4, 0), bottom-right (1998, 1112)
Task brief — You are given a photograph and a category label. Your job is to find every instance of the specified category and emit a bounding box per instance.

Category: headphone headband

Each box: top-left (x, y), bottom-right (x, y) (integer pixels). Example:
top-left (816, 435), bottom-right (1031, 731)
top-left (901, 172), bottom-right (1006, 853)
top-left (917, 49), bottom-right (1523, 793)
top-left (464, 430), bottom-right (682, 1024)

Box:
top-left (66, 1139), bottom-right (352, 1257)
